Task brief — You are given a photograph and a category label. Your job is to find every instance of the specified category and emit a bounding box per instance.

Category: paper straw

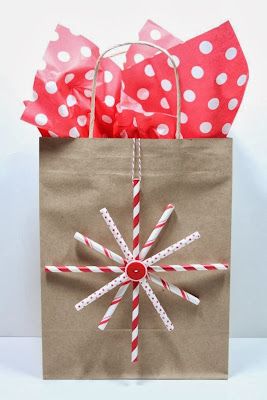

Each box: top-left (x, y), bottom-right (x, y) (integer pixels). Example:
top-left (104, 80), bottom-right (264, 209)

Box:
top-left (139, 204), bottom-right (175, 260)
top-left (132, 179), bottom-right (140, 260)
top-left (132, 179), bottom-right (140, 362)
top-left (75, 272), bottom-right (128, 311)
top-left (148, 272), bottom-right (200, 305)
top-left (100, 208), bottom-right (133, 261)
top-left (74, 232), bottom-right (125, 265)
top-left (98, 281), bottom-right (130, 330)
top-left (147, 264), bottom-right (228, 272)
top-left (131, 281), bottom-right (139, 363)
top-left (141, 279), bottom-right (174, 331)
top-left (144, 231), bottom-right (200, 267)
top-left (44, 265), bottom-right (125, 273)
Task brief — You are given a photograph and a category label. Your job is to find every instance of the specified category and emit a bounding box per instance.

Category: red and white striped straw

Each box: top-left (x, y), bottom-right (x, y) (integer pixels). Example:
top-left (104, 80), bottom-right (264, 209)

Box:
top-left (75, 272), bottom-right (128, 311)
top-left (131, 178), bottom-right (140, 362)
top-left (141, 279), bottom-right (174, 331)
top-left (98, 281), bottom-right (130, 330)
top-left (44, 265), bottom-right (125, 273)
top-left (144, 231), bottom-right (201, 267)
top-left (44, 264), bottom-right (228, 273)
top-left (131, 281), bottom-right (139, 363)
top-left (148, 272), bottom-right (200, 305)
top-left (139, 204), bottom-right (175, 261)
top-left (147, 264), bottom-right (228, 272)
top-left (74, 232), bottom-right (124, 265)
top-left (132, 179), bottom-right (140, 260)
top-left (100, 208), bottom-right (133, 261)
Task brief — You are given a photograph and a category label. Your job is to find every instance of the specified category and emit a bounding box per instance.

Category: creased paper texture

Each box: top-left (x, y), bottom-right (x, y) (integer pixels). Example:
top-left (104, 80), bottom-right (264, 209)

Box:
top-left (22, 21), bottom-right (248, 139)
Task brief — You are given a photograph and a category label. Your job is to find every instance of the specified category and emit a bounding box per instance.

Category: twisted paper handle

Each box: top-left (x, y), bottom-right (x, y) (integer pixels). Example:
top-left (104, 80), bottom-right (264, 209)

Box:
top-left (89, 41), bottom-right (181, 139)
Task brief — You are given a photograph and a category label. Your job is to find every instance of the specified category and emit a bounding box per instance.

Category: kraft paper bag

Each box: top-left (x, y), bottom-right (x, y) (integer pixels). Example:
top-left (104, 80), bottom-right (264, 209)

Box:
top-left (40, 137), bottom-right (232, 379)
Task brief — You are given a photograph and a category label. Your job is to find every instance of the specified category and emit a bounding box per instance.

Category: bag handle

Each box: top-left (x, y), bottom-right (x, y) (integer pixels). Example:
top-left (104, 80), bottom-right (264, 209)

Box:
top-left (89, 41), bottom-right (181, 139)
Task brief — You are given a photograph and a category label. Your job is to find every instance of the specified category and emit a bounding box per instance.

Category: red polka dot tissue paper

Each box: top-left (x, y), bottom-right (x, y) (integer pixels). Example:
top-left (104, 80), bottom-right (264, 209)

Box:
top-left (21, 20), bottom-right (248, 139)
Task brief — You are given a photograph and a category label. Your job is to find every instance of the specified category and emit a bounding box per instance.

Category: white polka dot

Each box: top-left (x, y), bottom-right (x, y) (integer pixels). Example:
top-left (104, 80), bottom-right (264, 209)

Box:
top-left (222, 123), bottom-right (231, 135)
top-left (35, 113), bottom-right (48, 126)
top-left (157, 124), bottom-right (169, 135)
top-left (77, 115), bottom-right (87, 126)
top-left (48, 130), bottom-right (58, 137)
top-left (121, 81), bottom-right (125, 90)
top-left (150, 29), bottom-right (161, 40)
top-left (183, 89), bottom-right (196, 102)
top-left (69, 127), bottom-right (80, 138)
top-left (57, 51), bottom-right (70, 62)
top-left (104, 95), bottom-right (115, 107)
top-left (200, 122), bottom-right (212, 134)
top-left (66, 95), bottom-right (77, 107)
top-left (216, 73), bottom-right (228, 85)
top-left (80, 46), bottom-right (91, 58)
top-left (225, 47), bottom-right (237, 60)
top-left (167, 55), bottom-right (180, 68)
top-left (237, 74), bottom-right (247, 86)
top-left (228, 98), bottom-right (238, 110)
top-left (134, 54), bottom-right (144, 63)
top-left (84, 89), bottom-right (91, 98)
top-left (160, 97), bottom-right (170, 109)
top-left (58, 104), bottom-right (69, 117)
top-left (144, 64), bottom-right (155, 77)
top-left (102, 115), bottom-right (112, 124)
top-left (45, 81), bottom-right (58, 94)
top-left (65, 73), bottom-right (75, 84)
top-left (32, 91), bottom-right (38, 101)
top-left (133, 117), bottom-right (137, 127)
top-left (191, 66), bottom-right (204, 79)
top-left (50, 31), bottom-right (59, 41)
top-left (38, 60), bottom-right (46, 71)
top-left (137, 88), bottom-right (149, 100)
top-left (104, 71), bottom-right (113, 83)
top-left (208, 98), bottom-right (220, 110)
top-left (181, 112), bottom-right (188, 124)
top-left (199, 41), bottom-right (213, 54)
top-left (161, 79), bottom-right (172, 92)
top-left (144, 111), bottom-right (154, 116)
top-left (85, 70), bottom-right (94, 80)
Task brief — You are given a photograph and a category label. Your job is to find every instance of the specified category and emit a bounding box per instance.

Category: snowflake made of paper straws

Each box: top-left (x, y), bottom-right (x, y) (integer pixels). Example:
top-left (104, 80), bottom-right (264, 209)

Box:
top-left (45, 180), bottom-right (227, 362)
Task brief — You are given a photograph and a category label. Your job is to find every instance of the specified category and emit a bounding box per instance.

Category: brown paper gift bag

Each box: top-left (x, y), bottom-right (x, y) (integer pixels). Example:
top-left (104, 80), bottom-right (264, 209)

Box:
top-left (40, 43), bottom-right (232, 379)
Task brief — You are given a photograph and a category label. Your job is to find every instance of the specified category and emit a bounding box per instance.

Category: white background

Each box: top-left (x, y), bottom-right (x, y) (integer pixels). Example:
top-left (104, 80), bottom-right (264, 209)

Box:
top-left (0, 0), bottom-right (266, 338)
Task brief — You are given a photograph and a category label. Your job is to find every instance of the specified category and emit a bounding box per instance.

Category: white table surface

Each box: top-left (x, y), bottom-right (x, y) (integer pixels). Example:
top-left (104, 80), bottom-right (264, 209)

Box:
top-left (0, 338), bottom-right (266, 400)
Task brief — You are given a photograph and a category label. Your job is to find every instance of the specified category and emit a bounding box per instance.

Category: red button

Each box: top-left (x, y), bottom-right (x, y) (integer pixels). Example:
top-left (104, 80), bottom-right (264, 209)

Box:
top-left (125, 261), bottom-right (147, 281)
